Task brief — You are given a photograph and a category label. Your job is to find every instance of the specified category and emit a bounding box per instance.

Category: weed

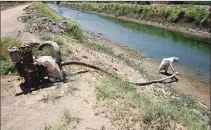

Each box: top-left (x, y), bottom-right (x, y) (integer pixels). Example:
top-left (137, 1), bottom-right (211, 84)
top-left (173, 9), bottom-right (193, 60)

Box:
top-left (28, 2), bottom-right (85, 43)
top-left (1, 36), bottom-right (21, 60)
top-left (0, 60), bottom-right (15, 75)
top-left (62, 108), bottom-right (73, 124)
top-left (53, 36), bottom-right (65, 46)
top-left (32, 2), bottom-right (62, 21)
top-left (41, 35), bottom-right (65, 46)
top-left (41, 35), bottom-right (53, 41)
top-left (44, 108), bottom-right (80, 130)
top-left (0, 2), bottom-right (28, 10)
top-left (61, 2), bottom-right (209, 29)
top-left (38, 46), bottom-right (55, 58)
top-left (96, 77), bottom-right (210, 130)
top-left (41, 90), bottom-right (61, 103)
top-left (44, 123), bottom-right (52, 130)
top-left (66, 23), bottom-right (85, 42)
top-left (0, 37), bottom-right (21, 75)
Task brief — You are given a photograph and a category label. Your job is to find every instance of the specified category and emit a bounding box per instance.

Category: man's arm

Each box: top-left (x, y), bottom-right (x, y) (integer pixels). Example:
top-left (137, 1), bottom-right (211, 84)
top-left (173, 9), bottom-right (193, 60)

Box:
top-left (170, 62), bottom-right (175, 72)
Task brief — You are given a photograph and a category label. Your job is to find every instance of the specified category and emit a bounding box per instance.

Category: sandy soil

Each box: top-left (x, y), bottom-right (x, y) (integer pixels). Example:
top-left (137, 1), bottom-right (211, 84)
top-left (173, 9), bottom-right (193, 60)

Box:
top-left (1, 4), bottom-right (40, 43)
top-left (1, 4), bottom-right (210, 130)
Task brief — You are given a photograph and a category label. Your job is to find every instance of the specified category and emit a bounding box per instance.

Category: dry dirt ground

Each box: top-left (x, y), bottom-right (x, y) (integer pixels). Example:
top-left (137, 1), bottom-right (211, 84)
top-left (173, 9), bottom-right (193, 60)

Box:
top-left (1, 4), bottom-right (210, 130)
top-left (1, 4), bottom-right (114, 130)
top-left (1, 4), bottom-right (40, 43)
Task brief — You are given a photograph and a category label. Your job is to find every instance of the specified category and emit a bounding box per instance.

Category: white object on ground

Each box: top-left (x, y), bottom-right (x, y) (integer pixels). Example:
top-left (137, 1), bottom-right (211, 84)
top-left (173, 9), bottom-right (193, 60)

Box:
top-left (35, 56), bottom-right (63, 81)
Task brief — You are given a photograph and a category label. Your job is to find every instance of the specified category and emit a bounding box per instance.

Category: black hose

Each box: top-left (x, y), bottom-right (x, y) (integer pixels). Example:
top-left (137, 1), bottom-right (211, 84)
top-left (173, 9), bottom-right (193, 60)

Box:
top-left (61, 60), bottom-right (179, 86)
top-left (61, 60), bottom-right (115, 77)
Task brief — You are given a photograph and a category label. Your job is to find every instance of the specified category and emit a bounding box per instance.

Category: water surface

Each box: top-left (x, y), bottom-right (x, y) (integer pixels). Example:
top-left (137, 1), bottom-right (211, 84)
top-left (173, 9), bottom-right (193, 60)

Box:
top-left (49, 4), bottom-right (211, 84)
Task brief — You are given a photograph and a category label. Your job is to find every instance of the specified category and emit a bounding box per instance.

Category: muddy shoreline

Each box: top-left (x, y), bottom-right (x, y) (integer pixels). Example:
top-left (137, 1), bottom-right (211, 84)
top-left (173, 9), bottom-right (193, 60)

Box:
top-left (69, 8), bottom-right (211, 44)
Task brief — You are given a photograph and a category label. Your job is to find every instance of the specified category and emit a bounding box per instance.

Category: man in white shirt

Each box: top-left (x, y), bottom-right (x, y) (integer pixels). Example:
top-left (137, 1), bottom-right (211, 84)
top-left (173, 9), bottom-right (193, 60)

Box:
top-left (158, 57), bottom-right (179, 74)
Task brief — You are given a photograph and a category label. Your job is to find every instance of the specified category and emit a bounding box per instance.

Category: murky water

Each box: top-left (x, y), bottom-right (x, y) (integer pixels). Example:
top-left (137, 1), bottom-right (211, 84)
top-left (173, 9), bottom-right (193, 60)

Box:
top-left (49, 4), bottom-right (211, 84)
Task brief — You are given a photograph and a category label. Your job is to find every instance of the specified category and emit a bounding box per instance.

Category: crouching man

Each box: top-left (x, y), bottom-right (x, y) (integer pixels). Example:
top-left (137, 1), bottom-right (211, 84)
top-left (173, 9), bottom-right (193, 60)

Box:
top-left (158, 57), bottom-right (179, 74)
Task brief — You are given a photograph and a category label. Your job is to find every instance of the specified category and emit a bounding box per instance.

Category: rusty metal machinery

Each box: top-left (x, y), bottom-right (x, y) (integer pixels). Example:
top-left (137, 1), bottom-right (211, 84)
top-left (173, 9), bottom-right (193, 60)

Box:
top-left (7, 41), bottom-right (105, 93)
top-left (8, 44), bottom-right (49, 90)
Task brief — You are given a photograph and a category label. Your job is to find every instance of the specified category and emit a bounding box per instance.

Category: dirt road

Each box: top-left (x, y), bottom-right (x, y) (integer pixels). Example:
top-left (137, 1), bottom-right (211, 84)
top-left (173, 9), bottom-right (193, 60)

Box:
top-left (1, 4), bottom-right (40, 43)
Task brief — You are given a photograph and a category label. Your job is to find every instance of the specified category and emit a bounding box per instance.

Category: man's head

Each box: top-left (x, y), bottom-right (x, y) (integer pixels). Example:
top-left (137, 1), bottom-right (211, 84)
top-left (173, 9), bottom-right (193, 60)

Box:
top-left (173, 57), bottom-right (179, 62)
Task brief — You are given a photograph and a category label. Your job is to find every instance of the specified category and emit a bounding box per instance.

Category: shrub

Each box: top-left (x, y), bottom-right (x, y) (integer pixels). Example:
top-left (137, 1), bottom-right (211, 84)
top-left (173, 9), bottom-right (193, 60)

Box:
top-left (1, 36), bottom-right (21, 60)
top-left (32, 2), bottom-right (62, 21)
top-left (41, 35), bottom-right (64, 46)
top-left (66, 23), bottom-right (84, 42)
top-left (0, 60), bottom-right (14, 75)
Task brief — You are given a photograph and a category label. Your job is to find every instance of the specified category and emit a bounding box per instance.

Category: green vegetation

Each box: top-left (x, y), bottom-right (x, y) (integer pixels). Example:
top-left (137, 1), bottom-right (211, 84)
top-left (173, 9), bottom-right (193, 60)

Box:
top-left (0, 60), bottom-right (15, 75)
top-left (0, 37), bottom-right (21, 75)
top-left (1, 37), bottom-right (21, 60)
top-left (60, 2), bottom-right (210, 30)
top-left (96, 77), bottom-right (210, 130)
top-left (44, 108), bottom-right (80, 130)
top-left (29, 2), bottom-right (85, 42)
top-left (30, 2), bottom-right (62, 21)
top-left (41, 89), bottom-right (62, 103)
top-left (72, 33), bottom-right (149, 79)
top-left (102, 15), bottom-right (211, 52)
top-left (41, 35), bottom-right (65, 46)
top-left (0, 2), bottom-right (28, 10)
top-left (66, 23), bottom-right (84, 42)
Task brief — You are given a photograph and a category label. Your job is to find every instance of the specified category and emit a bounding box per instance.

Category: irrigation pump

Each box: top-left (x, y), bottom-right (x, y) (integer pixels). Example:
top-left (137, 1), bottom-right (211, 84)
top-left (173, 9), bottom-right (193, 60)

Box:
top-left (8, 41), bottom-right (64, 94)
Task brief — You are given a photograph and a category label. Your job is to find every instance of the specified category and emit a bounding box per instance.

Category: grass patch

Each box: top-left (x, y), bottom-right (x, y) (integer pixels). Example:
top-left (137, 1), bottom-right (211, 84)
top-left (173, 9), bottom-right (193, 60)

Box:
top-left (28, 2), bottom-right (85, 42)
top-left (31, 2), bottom-right (62, 21)
top-left (62, 108), bottom-right (74, 124)
top-left (0, 36), bottom-right (21, 75)
top-left (61, 2), bottom-right (210, 29)
top-left (66, 23), bottom-right (85, 42)
top-left (0, 2), bottom-right (28, 10)
top-left (65, 83), bottom-right (80, 95)
top-left (41, 90), bottom-right (62, 103)
top-left (0, 60), bottom-right (15, 75)
top-left (1, 36), bottom-right (21, 60)
top-left (44, 108), bottom-right (80, 130)
top-left (40, 35), bottom-right (65, 46)
top-left (75, 34), bottom-right (148, 79)
top-left (96, 77), bottom-right (210, 130)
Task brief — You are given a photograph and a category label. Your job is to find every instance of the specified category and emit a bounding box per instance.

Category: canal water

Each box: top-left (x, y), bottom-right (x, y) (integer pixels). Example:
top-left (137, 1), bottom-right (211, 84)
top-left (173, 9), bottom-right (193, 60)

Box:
top-left (49, 4), bottom-right (211, 84)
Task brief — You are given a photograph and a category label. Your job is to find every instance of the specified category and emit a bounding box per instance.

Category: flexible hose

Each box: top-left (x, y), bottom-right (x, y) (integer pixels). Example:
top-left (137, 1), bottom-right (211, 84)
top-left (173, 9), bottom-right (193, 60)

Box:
top-left (61, 60), bottom-right (179, 86)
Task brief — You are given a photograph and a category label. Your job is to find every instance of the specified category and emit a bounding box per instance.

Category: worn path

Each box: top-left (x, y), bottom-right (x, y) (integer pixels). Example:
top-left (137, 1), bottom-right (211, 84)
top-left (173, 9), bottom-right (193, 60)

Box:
top-left (1, 4), bottom-right (40, 43)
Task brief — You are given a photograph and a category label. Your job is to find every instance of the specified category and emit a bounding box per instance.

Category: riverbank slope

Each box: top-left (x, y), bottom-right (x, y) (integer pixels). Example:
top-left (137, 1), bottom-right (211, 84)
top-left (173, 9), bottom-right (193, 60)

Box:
top-left (1, 2), bottom-right (210, 130)
top-left (60, 2), bottom-right (211, 43)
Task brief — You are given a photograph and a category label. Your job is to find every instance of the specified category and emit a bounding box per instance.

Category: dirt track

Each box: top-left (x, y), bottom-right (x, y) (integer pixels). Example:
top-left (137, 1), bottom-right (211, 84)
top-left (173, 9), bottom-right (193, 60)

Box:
top-left (1, 4), bottom-right (40, 43)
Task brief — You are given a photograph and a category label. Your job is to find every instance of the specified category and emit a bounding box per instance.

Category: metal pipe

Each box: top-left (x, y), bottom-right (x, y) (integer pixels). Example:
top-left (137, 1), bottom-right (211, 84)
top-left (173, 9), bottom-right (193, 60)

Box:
top-left (38, 41), bottom-right (62, 68)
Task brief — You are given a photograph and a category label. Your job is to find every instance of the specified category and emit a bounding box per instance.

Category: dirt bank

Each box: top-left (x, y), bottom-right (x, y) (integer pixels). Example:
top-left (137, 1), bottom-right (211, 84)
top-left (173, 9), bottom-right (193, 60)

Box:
top-left (1, 3), bottom-right (210, 130)
top-left (88, 34), bottom-right (210, 107)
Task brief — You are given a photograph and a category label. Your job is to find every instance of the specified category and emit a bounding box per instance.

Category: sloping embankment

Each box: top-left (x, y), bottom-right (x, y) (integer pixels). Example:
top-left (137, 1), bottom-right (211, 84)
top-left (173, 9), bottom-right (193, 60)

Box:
top-left (60, 2), bottom-right (211, 43)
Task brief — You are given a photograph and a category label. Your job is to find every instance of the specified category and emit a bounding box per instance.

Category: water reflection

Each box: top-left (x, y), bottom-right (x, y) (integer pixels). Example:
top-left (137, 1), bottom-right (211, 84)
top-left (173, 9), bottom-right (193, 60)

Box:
top-left (102, 16), bottom-right (211, 56)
